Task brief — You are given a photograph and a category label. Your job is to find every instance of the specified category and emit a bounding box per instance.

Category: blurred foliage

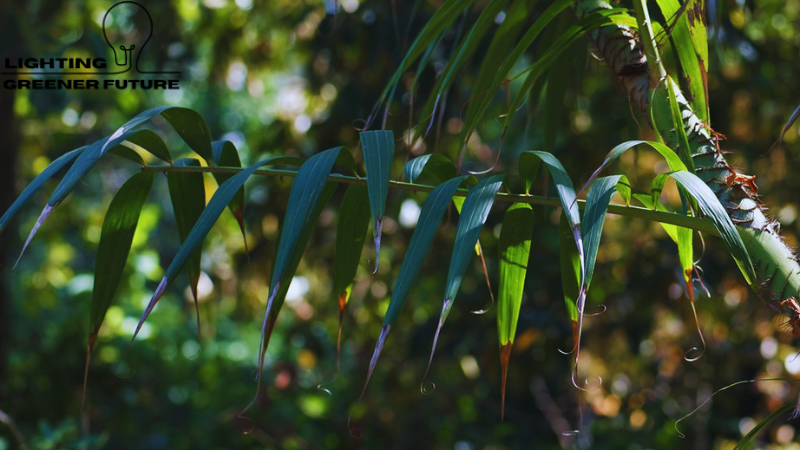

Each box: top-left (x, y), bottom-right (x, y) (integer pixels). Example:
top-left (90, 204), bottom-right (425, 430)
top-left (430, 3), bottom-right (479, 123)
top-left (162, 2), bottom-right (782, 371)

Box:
top-left (2, 0), bottom-right (800, 449)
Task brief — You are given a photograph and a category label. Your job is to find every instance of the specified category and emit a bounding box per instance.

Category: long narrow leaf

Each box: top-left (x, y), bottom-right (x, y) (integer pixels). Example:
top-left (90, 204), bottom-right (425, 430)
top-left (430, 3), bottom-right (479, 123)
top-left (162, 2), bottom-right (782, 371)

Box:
top-left (167, 158), bottom-right (206, 330)
top-left (83, 171), bottom-right (154, 409)
top-left (333, 184), bottom-right (371, 366)
top-left (426, 175), bottom-right (505, 377)
top-left (360, 131), bottom-right (394, 272)
top-left (361, 175), bottom-right (469, 399)
top-left (211, 140), bottom-right (248, 252)
top-left (582, 175), bottom-right (630, 289)
top-left (497, 202), bottom-right (533, 420)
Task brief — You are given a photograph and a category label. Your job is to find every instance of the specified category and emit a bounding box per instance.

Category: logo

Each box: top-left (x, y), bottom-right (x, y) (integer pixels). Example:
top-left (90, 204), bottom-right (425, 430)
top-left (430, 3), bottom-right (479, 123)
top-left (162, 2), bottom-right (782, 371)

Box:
top-left (2, 1), bottom-right (181, 90)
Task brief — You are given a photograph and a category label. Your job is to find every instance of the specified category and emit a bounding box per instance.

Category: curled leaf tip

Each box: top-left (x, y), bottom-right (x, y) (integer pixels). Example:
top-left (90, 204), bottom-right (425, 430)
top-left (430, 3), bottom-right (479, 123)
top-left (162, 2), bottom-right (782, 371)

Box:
top-left (257, 282), bottom-right (280, 383)
top-left (423, 298), bottom-right (451, 384)
top-left (14, 204), bottom-right (54, 269)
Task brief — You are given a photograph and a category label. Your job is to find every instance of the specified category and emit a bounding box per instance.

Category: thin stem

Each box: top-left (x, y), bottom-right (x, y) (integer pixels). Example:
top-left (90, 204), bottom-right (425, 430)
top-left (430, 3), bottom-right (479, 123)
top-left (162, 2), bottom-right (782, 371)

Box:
top-left (633, 0), bottom-right (667, 78)
top-left (141, 164), bottom-right (718, 235)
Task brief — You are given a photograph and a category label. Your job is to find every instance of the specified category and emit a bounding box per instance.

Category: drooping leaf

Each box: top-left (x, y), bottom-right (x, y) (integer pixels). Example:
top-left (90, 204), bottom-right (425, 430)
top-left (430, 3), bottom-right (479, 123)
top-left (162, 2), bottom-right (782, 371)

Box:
top-left (123, 129), bottom-right (172, 163)
top-left (558, 213), bottom-right (580, 334)
top-left (734, 402), bottom-right (795, 450)
top-left (0, 147), bottom-right (82, 234)
top-left (463, 0), bottom-right (575, 139)
top-left (579, 140), bottom-right (687, 197)
top-left (669, 171), bottom-right (755, 284)
top-left (124, 155), bottom-right (303, 353)
top-left (211, 140), bottom-right (248, 252)
top-left (418, 0), bottom-right (511, 123)
top-left (333, 184), bottom-right (371, 367)
top-left (257, 147), bottom-right (350, 387)
top-left (361, 175), bottom-right (469, 398)
top-left (360, 131), bottom-right (394, 272)
top-left (373, 0), bottom-right (478, 124)
top-left (89, 171), bottom-right (156, 340)
top-left (83, 171), bottom-right (154, 410)
top-left (497, 202), bottom-right (533, 420)
top-left (582, 175), bottom-right (630, 289)
top-left (404, 153), bottom-right (457, 184)
top-left (426, 175), bottom-right (505, 376)
top-left (167, 158), bottom-right (207, 330)
top-left (656, 0), bottom-right (709, 121)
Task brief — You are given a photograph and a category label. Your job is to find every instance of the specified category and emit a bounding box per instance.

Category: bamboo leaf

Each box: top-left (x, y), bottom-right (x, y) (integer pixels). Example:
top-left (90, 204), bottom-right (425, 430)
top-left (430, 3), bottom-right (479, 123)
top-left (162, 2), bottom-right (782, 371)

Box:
top-left (374, 0), bottom-right (478, 122)
top-left (211, 140), bottom-right (248, 252)
top-left (361, 175), bottom-right (469, 398)
top-left (257, 147), bottom-right (348, 387)
top-left (582, 175), bottom-right (630, 289)
top-left (559, 214), bottom-right (580, 325)
top-left (656, 0), bottom-right (709, 121)
top-left (404, 153), bottom-right (457, 184)
top-left (419, 0), bottom-right (511, 122)
top-left (83, 171), bottom-right (154, 409)
top-left (734, 402), bottom-right (795, 450)
top-left (497, 202), bottom-right (533, 420)
top-left (167, 158), bottom-right (207, 330)
top-left (108, 146), bottom-right (144, 165)
top-left (123, 129), bottom-right (172, 163)
top-left (579, 140), bottom-right (687, 196)
top-left (669, 171), bottom-right (755, 284)
top-left (89, 171), bottom-right (155, 340)
top-left (463, 0), bottom-right (575, 138)
top-left (333, 184), bottom-right (371, 365)
top-left (0, 147), bottom-right (81, 234)
top-left (427, 175), bottom-right (505, 376)
top-left (360, 131), bottom-right (394, 272)
top-left (123, 155), bottom-right (302, 353)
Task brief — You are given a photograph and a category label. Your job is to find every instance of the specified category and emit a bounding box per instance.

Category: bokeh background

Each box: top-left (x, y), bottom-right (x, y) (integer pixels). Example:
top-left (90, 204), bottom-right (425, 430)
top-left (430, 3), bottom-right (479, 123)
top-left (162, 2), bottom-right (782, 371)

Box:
top-left (1, 0), bottom-right (800, 449)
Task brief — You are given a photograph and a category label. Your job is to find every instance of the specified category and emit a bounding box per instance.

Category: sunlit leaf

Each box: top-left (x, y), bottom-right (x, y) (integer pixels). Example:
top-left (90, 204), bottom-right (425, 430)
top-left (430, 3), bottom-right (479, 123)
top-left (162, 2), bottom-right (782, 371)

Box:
top-left (497, 202), bottom-right (533, 420)
top-left (582, 175), bottom-right (630, 289)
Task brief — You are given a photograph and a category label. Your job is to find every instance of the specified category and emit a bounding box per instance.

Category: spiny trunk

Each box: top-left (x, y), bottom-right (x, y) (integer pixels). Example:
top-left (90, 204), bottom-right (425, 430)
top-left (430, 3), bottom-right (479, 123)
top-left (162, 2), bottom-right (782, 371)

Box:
top-left (575, 0), bottom-right (800, 307)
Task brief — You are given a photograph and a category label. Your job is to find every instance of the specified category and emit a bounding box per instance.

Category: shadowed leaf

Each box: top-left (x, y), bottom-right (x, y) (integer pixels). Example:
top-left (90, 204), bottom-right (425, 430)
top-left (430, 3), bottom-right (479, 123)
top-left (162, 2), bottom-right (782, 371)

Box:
top-left (211, 140), bottom-right (248, 253)
top-left (84, 171), bottom-right (154, 410)
top-left (167, 158), bottom-right (207, 331)
top-left (361, 175), bottom-right (469, 399)
top-left (333, 184), bottom-right (371, 367)
top-left (426, 175), bottom-right (504, 378)
top-left (405, 153), bottom-right (457, 184)
top-left (360, 131), bottom-right (394, 273)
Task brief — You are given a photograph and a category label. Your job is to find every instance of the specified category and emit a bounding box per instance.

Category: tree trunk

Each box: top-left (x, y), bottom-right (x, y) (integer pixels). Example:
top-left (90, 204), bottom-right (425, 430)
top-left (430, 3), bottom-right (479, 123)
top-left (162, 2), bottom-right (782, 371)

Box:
top-left (575, 0), bottom-right (800, 308)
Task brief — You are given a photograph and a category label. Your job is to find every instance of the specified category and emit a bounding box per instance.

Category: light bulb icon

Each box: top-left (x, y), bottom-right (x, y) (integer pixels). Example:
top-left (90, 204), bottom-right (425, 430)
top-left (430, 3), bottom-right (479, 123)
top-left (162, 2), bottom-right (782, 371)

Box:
top-left (102, 1), bottom-right (179, 75)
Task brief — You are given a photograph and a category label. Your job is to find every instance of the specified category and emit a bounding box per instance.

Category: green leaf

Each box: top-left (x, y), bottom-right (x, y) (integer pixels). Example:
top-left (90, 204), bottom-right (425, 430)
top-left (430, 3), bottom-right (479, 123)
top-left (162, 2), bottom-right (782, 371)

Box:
top-left (211, 140), bottom-right (248, 252)
top-left (89, 171), bottom-right (155, 340)
top-left (361, 175), bottom-right (469, 398)
top-left (333, 184), bottom-right (371, 365)
top-left (579, 140), bottom-right (687, 197)
top-left (500, 10), bottom-right (628, 134)
top-left (0, 147), bottom-right (82, 234)
top-left (463, 0), bottom-right (575, 139)
top-left (374, 0), bottom-right (478, 123)
top-left (559, 213), bottom-right (580, 324)
top-left (404, 153), bottom-right (457, 184)
top-left (360, 131), bottom-right (394, 272)
top-left (257, 147), bottom-right (348, 386)
top-left (685, 0), bottom-right (709, 73)
top-left (123, 129), bottom-right (172, 163)
top-left (497, 203), bottom-right (533, 420)
top-left (418, 0), bottom-right (511, 123)
top-left (108, 146), bottom-right (144, 165)
top-left (669, 171), bottom-right (755, 284)
top-left (123, 155), bottom-right (302, 352)
top-left (167, 158), bottom-right (207, 329)
top-left (656, 0), bottom-right (709, 121)
top-left (427, 175), bottom-right (505, 375)
top-left (734, 402), bottom-right (795, 450)
top-left (582, 175), bottom-right (630, 289)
